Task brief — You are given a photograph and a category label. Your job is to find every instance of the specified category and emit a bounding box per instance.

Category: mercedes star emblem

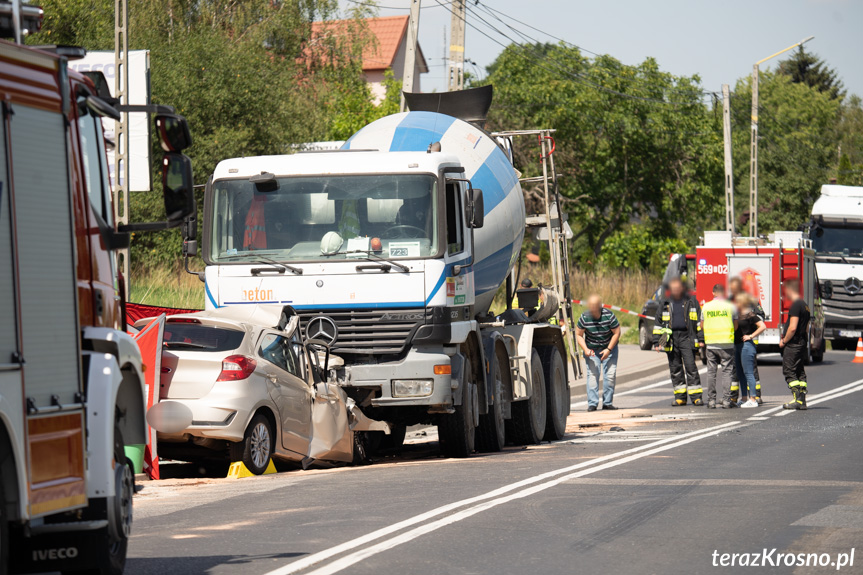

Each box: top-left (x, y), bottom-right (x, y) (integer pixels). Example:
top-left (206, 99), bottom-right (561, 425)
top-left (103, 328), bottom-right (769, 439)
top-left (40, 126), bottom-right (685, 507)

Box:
top-left (316, 280), bottom-right (324, 288)
top-left (305, 316), bottom-right (338, 345)
top-left (845, 276), bottom-right (862, 294)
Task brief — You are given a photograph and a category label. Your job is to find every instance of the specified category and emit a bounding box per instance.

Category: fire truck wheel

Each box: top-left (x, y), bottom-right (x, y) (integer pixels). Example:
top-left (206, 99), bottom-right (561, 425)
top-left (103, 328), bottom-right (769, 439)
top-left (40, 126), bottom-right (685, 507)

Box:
top-left (63, 426), bottom-right (130, 575)
top-left (638, 323), bottom-right (652, 351)
top-left (506, 349), bottom-right (547, 445)
top-left (0, 480), bottom-right (7, 575)
top-left (812, 338), bottom-right (825, 363)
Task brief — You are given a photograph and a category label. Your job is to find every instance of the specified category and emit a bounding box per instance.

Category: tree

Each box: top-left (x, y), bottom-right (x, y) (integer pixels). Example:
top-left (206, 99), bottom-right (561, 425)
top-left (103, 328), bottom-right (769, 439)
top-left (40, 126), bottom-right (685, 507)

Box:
top-left (27, 0), bottom-right (386, 268)
top-left (778, 47), bottom-right (846, 101)
top-left (730, 71), bottom-right (841, 232)
top-left (483, 43), bottom-right (722, 263)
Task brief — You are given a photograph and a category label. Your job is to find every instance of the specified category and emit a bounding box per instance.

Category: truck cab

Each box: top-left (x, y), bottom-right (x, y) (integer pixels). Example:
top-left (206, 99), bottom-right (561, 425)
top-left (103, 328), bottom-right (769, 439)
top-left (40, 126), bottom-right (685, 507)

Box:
top-left (809, 184), bottom-right (863, 349)
top-left (202, 150), bottom-right (493, 416)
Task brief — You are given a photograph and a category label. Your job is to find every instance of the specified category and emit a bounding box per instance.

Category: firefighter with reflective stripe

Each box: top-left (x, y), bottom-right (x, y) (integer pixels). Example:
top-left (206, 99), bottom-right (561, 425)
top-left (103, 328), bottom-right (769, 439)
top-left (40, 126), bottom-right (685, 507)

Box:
top-left (780, 279), bottom-right (810, 410)
top-left (702, 284), bottom-right (739, 409)
top-left (244, 194), bottom-right (267, 250)
top-left (728, 276), bottom-right (765, 404)
top-left (653, 277), bottom-right (704, 406)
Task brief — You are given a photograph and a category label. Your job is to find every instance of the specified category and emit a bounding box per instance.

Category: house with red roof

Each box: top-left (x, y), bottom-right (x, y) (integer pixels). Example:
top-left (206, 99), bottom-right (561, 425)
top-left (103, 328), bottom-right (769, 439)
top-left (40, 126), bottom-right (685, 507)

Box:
top-left (310, 15), bottom-right (428, 104)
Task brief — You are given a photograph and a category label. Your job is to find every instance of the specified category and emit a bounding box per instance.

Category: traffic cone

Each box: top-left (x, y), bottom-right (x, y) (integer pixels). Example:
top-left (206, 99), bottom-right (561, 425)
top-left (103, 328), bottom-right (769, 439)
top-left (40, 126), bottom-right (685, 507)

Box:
top-left (853, 338), bottom-right (863, 364)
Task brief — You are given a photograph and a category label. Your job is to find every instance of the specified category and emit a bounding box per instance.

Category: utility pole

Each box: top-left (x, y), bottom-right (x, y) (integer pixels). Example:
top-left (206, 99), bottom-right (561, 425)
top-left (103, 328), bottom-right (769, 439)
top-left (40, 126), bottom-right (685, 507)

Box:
top-left (114, 0), bottom-right (130, 298)
top-left (447, 0), bottom-right (465, 91)
top-left (749, 36), bottom-right (814, 237)
top-left (722, 84), bottom-right (735, 234)
top-left (400, 0), bottom-right (421, 112)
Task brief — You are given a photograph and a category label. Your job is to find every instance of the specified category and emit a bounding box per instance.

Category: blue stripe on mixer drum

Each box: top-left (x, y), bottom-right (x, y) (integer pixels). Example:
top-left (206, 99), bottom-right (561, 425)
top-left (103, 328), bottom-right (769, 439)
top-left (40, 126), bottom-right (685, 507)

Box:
top-left (389, 112), bottom-right (457, 152)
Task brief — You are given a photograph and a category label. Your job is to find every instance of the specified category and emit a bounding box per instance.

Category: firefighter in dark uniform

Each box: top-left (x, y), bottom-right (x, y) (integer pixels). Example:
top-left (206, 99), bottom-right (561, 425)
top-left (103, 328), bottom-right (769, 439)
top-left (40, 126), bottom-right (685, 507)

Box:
top-left (653, 277), bottom-right (705, 406)
top-left (780, 279), bottom-right (811, 410)
top-left (728, 276), bottom-right (766, 404)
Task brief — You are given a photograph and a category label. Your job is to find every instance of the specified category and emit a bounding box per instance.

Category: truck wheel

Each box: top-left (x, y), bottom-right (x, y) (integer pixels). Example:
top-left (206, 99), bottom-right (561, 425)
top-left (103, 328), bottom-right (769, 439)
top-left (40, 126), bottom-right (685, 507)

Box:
top-left (438, 364), bottom-right (476, 458)
top-left (63, 425), bottom-right (131, 575)
top-left (506, 349), bottom-right (547, 445)
top-left (812, 338), bottom-right (825, 363)
top-left (476, 345), bottom-right (508, 453)
top-left (230, 414), bottom-right (273, 475)
top-left (541, 346), bottom-right (568, 441)
top-left (638, 323), bottom-right (652, 351)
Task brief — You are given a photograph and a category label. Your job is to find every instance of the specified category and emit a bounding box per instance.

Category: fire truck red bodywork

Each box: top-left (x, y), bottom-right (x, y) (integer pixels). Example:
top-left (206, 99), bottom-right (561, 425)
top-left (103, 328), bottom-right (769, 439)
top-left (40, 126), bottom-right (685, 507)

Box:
top-left (695, 231), bottom-right (825, 357)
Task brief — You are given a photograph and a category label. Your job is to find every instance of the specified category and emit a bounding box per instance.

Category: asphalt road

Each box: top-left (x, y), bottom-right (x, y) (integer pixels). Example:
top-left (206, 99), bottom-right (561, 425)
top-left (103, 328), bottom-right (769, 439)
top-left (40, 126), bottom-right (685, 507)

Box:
top-left (124, 351), bottom-right (863, 575)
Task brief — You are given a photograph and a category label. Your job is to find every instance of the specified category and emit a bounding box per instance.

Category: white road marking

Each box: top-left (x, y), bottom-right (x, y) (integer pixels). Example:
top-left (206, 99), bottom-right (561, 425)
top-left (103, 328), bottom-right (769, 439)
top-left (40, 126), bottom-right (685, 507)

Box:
top-left (773, 380), bottom-right (863, 417)
top-left (299, 422), bottom-right (742, 575)
top-left (262, 420), bottom-right (739, 575)
top-left (759, 378), bottom-right (863, 417)
top-left (570, 367), bottom-right (708, 410)
top-left (260, 374), bottom-right (863, 575)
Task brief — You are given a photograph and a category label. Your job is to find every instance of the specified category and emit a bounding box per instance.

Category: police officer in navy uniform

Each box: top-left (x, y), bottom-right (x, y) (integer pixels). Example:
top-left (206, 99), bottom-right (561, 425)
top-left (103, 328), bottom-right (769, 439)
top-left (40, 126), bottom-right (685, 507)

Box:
top-left (653, 277), bottom-right (705, 406)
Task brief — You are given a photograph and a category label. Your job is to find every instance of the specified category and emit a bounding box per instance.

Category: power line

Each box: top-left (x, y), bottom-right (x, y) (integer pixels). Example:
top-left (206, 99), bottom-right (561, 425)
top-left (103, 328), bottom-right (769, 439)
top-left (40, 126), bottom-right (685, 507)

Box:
top-left (472, 1), bottom-right (711, 99)
top-left (344, 0), bottom-right (439, 10)
top-left (435, 0), bottom-right (702, 107)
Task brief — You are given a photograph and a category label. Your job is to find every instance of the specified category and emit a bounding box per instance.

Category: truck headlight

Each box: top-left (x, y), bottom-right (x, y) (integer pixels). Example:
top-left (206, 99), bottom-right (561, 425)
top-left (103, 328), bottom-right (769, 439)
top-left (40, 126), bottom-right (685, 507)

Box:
top-left (392, 379), bottom-right (434, 397)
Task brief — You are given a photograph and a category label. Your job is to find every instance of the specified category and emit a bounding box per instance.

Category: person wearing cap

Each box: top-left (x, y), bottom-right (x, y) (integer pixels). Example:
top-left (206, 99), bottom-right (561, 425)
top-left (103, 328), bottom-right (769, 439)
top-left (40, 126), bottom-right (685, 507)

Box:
top-left (701, 283), bottom-right (739, 409)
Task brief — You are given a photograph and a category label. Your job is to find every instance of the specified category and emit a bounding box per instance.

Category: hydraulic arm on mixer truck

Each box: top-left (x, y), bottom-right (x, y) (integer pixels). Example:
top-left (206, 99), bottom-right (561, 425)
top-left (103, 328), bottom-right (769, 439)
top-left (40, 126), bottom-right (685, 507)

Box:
top-left (0, 4), bottom-right (196, 573)
top-left (188, 88), bottom-right (579, 457)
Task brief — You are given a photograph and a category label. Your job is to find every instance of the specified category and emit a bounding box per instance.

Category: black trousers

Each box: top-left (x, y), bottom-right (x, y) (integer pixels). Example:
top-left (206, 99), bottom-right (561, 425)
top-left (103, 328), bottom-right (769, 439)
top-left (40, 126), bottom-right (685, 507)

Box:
top-left (782, 341), bottom-right (808, 387)
top-left (667, 330), bottom-right (702, 398)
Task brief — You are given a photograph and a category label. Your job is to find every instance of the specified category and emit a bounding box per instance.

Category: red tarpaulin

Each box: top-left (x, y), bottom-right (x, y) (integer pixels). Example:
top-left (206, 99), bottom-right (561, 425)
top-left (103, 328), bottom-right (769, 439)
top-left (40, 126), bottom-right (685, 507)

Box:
top-left (126, 302), bottom-right (201, 325)
top-left (131, 315), bottom-right (166, 480)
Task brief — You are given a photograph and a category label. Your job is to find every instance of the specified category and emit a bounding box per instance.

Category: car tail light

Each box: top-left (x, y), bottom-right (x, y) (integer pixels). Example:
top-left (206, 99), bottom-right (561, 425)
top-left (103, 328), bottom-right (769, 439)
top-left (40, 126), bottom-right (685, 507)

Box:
top-left (168, 317), bottom-right (200, 324)
top-left (217, 355), bottom-right (256, 381)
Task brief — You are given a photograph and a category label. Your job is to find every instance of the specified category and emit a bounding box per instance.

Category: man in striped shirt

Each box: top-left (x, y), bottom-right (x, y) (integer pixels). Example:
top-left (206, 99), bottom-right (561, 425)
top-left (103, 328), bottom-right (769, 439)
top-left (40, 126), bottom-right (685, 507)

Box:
top-left (576, 295), bottom-right (622, 411)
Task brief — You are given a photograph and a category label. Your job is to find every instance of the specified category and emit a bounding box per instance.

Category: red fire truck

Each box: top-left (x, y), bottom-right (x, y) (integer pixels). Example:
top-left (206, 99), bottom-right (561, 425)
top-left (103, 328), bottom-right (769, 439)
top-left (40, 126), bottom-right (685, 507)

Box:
top-left (0, 3), bottom-right (195, 573)
top-left (695, 231), bottom-right (826, 361)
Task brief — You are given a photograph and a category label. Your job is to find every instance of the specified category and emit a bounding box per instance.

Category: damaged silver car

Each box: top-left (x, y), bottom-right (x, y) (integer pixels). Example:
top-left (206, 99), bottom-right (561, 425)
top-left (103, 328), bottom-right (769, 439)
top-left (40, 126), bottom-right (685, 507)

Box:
top-left (138, 305), bottom-right (388, 474)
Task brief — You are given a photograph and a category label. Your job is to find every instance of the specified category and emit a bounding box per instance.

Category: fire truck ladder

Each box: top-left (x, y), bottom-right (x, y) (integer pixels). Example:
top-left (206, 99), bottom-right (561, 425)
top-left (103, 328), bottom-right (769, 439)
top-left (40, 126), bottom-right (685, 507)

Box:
top-left (491, 128), bottom-right (582, 382)
top-left (778, 239), bottom-right (802, 335)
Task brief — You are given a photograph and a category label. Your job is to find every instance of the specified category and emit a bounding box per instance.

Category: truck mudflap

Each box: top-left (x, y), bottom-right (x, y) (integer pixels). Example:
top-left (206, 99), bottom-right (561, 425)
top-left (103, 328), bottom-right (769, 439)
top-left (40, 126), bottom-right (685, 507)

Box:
top-left (10, 524), bottom-right (116, 574)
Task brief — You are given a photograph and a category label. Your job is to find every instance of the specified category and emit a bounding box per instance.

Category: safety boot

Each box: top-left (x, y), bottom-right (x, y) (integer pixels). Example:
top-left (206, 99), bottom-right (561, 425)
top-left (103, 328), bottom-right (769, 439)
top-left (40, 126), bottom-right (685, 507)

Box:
top-left (672, 398), bottom-right (687, 406)
top-left (783, 387), bottom-right (803, 410)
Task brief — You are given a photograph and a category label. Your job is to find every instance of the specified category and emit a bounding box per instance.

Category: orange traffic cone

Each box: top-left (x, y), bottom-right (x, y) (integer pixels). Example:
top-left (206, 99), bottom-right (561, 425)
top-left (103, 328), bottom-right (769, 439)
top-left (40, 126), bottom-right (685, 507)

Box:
top-left (853, 338), bottom-right (863, 364)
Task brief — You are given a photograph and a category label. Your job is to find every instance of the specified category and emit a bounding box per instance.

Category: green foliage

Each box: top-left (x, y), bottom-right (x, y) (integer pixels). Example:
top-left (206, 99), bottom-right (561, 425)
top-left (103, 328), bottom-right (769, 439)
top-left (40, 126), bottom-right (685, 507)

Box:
top-left (27, 0), bottom-right (391, 269)
top-left (778, 47), bottom-right (846, 101)
top-left (599, 224), bottom-right (688, 274)
top-left (483, 43), bottom-right (723, 261)
top-left (730, 71), bottom-right (841, 232)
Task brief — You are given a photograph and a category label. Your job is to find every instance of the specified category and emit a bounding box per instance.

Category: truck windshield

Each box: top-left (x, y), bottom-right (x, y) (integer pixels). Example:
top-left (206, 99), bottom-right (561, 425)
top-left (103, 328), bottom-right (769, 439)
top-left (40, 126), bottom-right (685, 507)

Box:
top-left (812, 226), bottom-right (863, 256)
top-left (209, 174), bottom-right (439, 262)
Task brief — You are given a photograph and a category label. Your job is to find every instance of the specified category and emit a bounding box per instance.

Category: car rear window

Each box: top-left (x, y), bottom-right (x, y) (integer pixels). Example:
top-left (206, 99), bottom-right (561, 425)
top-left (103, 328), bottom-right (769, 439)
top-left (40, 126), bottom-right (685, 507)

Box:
top-left (163, 323), bottom-right (245, 352)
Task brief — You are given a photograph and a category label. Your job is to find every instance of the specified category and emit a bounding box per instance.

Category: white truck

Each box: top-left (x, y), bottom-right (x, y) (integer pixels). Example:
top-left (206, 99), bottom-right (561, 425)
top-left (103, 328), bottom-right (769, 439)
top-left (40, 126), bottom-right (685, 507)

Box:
top-left (808, 184), bottom-right (863, 350)
top-left (188, 91), bottom-right (578, 457)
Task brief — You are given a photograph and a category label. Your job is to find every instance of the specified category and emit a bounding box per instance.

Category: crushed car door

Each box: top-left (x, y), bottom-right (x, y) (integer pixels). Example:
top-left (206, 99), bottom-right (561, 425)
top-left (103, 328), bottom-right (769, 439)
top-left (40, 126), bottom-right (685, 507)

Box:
top-left (256, 331), bottom-right (312, 455)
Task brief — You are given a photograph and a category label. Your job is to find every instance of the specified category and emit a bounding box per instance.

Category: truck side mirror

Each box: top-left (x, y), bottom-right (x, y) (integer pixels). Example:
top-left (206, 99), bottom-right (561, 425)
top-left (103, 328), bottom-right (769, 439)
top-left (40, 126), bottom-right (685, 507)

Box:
top-left (162, 153), bottom-right (196, 222)
top-left (468, 188), bottom-right (484, 229)
top-left (155, 113), bottom-right (192, 152)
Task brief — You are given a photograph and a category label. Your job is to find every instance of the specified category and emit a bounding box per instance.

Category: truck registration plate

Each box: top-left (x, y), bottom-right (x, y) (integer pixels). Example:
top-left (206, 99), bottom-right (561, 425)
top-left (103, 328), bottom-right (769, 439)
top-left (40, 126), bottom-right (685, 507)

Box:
top-left (839, 330), bottom-right (862, 338)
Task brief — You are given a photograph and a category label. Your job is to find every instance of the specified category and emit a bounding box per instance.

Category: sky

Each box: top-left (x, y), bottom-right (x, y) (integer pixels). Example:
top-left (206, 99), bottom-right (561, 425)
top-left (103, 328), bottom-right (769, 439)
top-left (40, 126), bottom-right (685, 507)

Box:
top-left (337, 0), bottom-right (863, 99)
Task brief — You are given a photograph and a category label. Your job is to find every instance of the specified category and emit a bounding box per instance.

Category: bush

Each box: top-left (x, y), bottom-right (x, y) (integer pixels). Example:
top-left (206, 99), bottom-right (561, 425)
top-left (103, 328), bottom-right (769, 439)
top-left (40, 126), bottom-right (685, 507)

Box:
top-left (599, 225), bottom-right (688, 275)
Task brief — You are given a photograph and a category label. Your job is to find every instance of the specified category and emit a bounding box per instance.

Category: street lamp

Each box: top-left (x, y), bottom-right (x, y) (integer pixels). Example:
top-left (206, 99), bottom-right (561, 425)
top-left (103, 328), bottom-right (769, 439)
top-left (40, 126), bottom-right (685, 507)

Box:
top-left (749, 36), bottom-right (814, 237)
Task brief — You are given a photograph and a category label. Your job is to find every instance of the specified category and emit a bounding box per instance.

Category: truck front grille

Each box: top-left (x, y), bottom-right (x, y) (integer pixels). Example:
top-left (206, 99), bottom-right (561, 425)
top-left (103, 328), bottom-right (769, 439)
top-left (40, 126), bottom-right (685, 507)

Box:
top-left (823, 286), bottom-right (863, 320)
top-left (297, 308), bottom-right (428, 356)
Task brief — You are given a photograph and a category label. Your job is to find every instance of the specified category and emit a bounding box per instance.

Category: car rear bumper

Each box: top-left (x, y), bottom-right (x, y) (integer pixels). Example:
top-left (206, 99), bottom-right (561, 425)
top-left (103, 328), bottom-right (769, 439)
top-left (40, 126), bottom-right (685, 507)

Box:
top-left (155, 395), bottom-right (260, 443)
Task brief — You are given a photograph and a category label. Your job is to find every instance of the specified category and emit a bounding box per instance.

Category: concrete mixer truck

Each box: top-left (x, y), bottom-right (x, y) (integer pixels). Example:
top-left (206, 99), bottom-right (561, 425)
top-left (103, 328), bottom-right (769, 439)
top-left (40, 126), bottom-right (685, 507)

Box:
top-left (189, 88), bottom-right (577, 457)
